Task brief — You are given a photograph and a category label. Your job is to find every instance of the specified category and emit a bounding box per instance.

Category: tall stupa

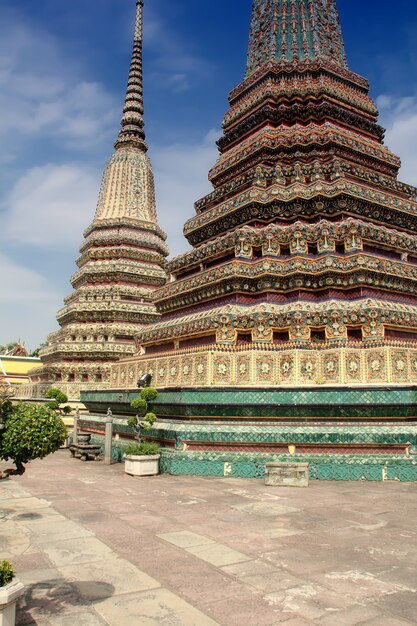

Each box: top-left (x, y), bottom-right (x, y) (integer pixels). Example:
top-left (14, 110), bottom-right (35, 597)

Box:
top-left (88, 0), bottom-right (417, 480)
top-left (29, 0), bottom-right (168, 400)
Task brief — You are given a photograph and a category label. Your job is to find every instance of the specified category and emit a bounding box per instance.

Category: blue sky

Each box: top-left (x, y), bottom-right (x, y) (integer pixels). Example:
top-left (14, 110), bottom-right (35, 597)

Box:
top-left (1, 0), bottom-right (417, 350)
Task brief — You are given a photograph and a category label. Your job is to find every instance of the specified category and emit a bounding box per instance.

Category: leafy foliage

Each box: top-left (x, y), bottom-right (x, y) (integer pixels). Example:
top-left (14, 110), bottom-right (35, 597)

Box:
top-left (30, 341), bottom-right (47, 357)
top-left (45, 388), bottom-right (71, 415)
top-left (0, 342), bottom-right (19, 354)
top-left (139, 387), bottom-right (158, 403)
top-left (124, 441), bottom-right (160, 456)
top-left (0, 560), bottom-right (14, 587)
top-left (129, 387), bottom-right (159, 447)
top-left (143, 412), bottom-right (157, 427)
top-left (130, 398), bottom-right (147, 416)
top-left (0, 403), bottom-right (67, 473)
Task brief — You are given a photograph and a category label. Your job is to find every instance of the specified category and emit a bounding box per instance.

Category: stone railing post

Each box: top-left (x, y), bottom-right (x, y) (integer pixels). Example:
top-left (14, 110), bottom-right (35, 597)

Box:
top-left (73, 408), bottom-right (79, 445)
top-left (104, 408), bottom-right (114, 465)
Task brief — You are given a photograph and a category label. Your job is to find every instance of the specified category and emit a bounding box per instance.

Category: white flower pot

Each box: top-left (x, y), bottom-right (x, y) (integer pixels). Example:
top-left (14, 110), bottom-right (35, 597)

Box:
top-left (124, 454), bottom-right (160, 476)
top-left (0, 579), bottom-right (25, 626)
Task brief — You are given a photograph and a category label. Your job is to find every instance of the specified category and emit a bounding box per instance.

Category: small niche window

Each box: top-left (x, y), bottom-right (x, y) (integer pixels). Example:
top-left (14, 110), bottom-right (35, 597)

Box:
top-left (335, 242), bottom-right (345, 254)
top-left (280, 245), bottom-right (290, 256)
top-left (252, 246), bottom-right (262, 259)
top-left (347, 328), bottom-right (363, 342)
top-left (311, 329), bottom-right (326, 343)
top-left (273, 330), bottom-right (289, 343)
top-left (236, 332), bottom-right (252, 345)
top-left (308, 243), bottom-right (318, 255)
top-left (68, 373), bottom-right (75, 382)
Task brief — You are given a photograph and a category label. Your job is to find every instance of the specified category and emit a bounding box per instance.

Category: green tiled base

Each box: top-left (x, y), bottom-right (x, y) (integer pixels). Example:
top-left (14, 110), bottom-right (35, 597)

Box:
top-left (79, 385), bottom-right (417, 482)
top-left (159, 450), bottom-right (417, 482)
top-left (81, 386), bottom-right (417, 420)
top-left (77, 416), bottom-right (417, 482)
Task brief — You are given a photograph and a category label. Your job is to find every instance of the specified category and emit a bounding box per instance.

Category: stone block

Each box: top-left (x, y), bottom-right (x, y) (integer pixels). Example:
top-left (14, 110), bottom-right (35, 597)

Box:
top-left (265, 462), bottom-right (309, 487)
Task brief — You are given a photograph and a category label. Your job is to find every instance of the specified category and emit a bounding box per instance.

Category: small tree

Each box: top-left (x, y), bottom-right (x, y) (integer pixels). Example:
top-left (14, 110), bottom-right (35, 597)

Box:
top-left (45, 387), bottom-right (72, 415)
top-left (0, 403), bottom-right (67, 479)
top-left (30, 341), bottom-right (47, 357)
top-left (128, 387), bottom-right (159, 453)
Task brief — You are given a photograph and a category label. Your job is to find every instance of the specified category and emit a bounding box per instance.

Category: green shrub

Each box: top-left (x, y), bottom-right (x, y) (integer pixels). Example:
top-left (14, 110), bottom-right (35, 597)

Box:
top-left (0, 560), bottom-right (14, 587)
top-left (129, 388), bottom-right (159, 450)
top-left (130, 398), bottom-right (147, 416)
top-left (124, 442), bottom-right (160, 456)
top-left (45, 387), bottom-right (71, 415)
top-left (127, 416), bottom-right (138, 428)
top-left (140, 387), bottom-right (158, 403)
top-left (143, 412), bottom-right (157, 428)
top-left (0, 403), bottom-right (67, 474)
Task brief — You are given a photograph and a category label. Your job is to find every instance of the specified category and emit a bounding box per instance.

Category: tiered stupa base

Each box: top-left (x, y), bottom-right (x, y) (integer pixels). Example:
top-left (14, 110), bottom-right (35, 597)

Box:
top-left (80, 346), bottom-right (417, 481)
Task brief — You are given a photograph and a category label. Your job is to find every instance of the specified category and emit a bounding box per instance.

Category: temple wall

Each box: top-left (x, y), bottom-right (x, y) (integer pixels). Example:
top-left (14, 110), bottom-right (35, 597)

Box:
top-left (110, 344), bottom-right (417, 389)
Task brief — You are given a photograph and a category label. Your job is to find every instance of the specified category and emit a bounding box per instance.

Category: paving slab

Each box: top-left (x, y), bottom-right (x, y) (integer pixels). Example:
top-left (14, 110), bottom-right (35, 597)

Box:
top-left (93, 588), bottom-right (220, 626)
top-left (59, 555), bottom-right (160, 600)
top-left (1, 451), bottom-right (417, 625)
top-left (158, 530), bottom-right (215, 548)
top-left (185, 542), bottom-right (251, 567)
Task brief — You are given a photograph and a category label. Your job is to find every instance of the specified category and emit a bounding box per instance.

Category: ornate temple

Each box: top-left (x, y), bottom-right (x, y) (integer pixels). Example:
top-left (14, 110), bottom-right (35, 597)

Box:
top-left (109, 0), bottom-right (417, 390)
top-left (28, 0), bottom-right (168, 400)
top-left (82, 0), bottom-right (417, 480)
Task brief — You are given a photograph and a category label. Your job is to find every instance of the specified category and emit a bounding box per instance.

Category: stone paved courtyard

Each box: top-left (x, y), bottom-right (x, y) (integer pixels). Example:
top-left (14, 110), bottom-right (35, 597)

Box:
top-left (0, 450), bottom-right (416, 625)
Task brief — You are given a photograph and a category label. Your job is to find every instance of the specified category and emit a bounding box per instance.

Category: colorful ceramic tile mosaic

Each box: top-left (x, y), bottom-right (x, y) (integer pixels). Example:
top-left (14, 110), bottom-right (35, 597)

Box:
top-left (111, 0), bottom-right (417, 392)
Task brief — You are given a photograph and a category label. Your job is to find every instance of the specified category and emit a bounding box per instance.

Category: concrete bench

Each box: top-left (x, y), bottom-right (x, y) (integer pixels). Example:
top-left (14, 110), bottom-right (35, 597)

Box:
top-left (265, 462), bottom-right (309, 487)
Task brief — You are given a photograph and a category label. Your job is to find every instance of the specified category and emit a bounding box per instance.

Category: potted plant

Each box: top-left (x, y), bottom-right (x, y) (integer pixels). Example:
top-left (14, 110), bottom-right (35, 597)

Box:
top-left (125, 387), bottom-right (160, 476)
top-left (0, 560), bottom-right (24, 626)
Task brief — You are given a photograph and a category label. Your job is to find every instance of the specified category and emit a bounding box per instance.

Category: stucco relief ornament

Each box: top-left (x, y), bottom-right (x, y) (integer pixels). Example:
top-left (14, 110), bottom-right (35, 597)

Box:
top-left (158, 367), bottom-right (165, 377)
top-left (217, 363), bottom-right (227, 375)
top-left (325, 360), bottom-right (335, 373)
top-left (302, 360), bottom-right (315, 375)
top-left (183, 364), bottom-right (190, 376)
top-left (236, 237), bottom-right (252, 258)
top-left (281, 360), bottom-right (292, 374)
top-left (239, 363), bottom-right (247, 375)
top-left (170, 365), bottom-right (177, 377)
top-left (197, 363), bottom-right (204, 375)
top-left (260, 362), bottom-right (271, 374)
top-left (395, 358), bottom-right (406, 372)
top-left (348, 359), bottom-right (359, 373)
top-left (371, 358), bottom-right (382, 372)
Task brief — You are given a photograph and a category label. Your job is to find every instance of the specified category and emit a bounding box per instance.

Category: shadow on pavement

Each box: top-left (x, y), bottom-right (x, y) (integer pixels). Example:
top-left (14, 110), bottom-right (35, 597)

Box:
top-left (17, 578), bottom-right (115, 624)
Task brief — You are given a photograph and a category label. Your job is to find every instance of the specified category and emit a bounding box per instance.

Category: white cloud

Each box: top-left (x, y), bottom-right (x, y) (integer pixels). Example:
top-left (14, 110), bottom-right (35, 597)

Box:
top-left (2, 163), bottom-right (101, 248)
top-left (151, 130), bottom-right (220, 257)
top-left (0, 253), bottom-right (61, 350)
top-left (378, 94), bottom-right (417, 187)
top-left (0, 12), bottom-right (118, 151)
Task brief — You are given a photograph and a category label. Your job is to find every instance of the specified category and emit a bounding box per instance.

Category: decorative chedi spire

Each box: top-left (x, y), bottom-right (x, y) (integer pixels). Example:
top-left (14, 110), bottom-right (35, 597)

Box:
top-left (94, 0), bottom-right (156, 224)
top-left (27, 0), bottom-right (168, 400)
top-left (246, 0), bottom-right (347, 75)
top-left (115, 0), bottom-right (147, 152)
top-left (108, 0), bottom-right (417, 405)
